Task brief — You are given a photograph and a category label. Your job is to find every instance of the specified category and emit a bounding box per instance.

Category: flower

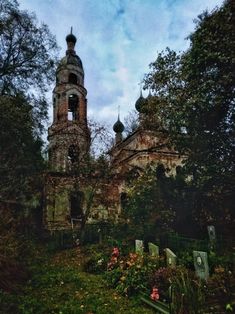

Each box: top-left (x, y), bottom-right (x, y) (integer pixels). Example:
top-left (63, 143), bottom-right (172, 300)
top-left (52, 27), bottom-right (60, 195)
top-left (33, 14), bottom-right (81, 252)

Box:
top-left (112, 247), bottom-right (119, 257)
top-left (150, 287), bottom-right (160, 301)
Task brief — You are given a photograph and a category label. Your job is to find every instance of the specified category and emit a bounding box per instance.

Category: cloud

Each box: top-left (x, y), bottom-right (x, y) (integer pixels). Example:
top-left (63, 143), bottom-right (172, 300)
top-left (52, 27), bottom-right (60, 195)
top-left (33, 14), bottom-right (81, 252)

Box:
top-left (18, 0), bottom-right (224, 134)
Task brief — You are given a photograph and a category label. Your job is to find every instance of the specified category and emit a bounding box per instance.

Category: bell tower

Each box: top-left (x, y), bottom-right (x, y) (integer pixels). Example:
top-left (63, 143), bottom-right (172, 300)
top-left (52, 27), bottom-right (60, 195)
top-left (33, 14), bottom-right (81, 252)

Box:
top-left (44, 30), bottom-right (90, 230)
top-left (48, 30), bottom-right (90, 171)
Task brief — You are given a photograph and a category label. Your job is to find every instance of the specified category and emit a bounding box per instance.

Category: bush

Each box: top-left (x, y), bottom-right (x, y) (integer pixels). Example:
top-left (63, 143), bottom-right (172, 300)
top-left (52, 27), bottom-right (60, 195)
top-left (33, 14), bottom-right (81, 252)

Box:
top-left (105, 253), bottom-right (159, 296)
top-left (208, 251), bottom-right (234, 273)
top-left (82, 244), bottom-right (110, 274)
top-left (150, 266), bottom-right (206, 313)
top-left (83, 252), bottom-right (109, 274)
top-left (205, 267), bottom-right (235, 312)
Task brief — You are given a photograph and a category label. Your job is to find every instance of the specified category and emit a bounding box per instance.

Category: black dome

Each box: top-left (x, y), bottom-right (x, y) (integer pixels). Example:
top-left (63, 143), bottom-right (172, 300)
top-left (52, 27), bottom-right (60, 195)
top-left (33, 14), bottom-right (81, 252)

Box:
top-left (113, 118), bottom-right (124, 133)
top-left (66, 33), bottom-right (77, 44)
top-left (135, 94), bottom-right (147, 113)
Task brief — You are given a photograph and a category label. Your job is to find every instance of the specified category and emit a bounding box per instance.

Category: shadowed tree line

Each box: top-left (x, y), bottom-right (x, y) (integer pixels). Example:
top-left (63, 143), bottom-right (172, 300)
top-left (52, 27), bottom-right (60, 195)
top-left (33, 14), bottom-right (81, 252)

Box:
top-left (124, 0), bottom-right (235, 238)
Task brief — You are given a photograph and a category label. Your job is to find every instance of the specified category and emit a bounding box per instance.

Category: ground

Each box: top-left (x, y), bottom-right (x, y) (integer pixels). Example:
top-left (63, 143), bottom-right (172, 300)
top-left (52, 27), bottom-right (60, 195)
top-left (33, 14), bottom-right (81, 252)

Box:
top-left (1, 246), bottom-right (155, 314)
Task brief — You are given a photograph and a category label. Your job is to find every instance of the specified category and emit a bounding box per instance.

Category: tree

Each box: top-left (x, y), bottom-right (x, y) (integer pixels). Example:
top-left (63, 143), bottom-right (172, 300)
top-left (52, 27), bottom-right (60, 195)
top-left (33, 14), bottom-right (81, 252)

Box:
top-left (123, 110), bottom-right (139, 137)
top-left (58, 119), bottom-right (113, 242)
top-left (123, 165), bottom-right (176, 237)
top-left (0, 0), bottom-right (58, 95)
top-left (143, 0), bottom-right (235, 231)
top-left (0, 0), bottom-right (58, 202)
top-left (0, 94), bottom-right (44, 202)
top-left (88, 119), bottom-right (113, 158)
top-left (0, 0), bottom-right (59, 136)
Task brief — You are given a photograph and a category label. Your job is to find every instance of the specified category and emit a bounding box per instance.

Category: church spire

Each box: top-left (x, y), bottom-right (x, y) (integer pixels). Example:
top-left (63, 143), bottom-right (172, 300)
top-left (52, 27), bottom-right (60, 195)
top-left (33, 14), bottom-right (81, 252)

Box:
top-left (66, 27), bottom-right (77, 53)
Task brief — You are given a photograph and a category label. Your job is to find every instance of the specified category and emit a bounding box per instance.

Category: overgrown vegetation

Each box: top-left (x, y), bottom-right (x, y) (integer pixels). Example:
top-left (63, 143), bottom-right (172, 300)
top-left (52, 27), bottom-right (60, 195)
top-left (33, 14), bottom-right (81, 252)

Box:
top-left (0, 0), bottom-right (234, 313)
top-left (0, 246), bottom-right (155, 314)
top-left (123, 0), bottom-right (235, 237)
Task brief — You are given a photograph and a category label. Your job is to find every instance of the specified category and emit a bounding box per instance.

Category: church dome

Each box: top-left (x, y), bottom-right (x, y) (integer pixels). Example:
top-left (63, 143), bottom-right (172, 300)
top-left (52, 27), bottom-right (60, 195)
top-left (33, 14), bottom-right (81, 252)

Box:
top-left (57, 30), bottom-right (83, 71)
top-left (135, 92), bottom-right (147, 113)
top-left (113, 117), bottom-right (124, 133)
top-left (66, 33), bottom-right (77, 44)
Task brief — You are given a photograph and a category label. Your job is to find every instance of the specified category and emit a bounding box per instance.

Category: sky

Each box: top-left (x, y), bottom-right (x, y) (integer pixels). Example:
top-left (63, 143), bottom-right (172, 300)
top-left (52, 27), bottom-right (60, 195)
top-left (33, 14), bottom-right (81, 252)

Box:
top-left (18, 0), bottom-right (224, 132)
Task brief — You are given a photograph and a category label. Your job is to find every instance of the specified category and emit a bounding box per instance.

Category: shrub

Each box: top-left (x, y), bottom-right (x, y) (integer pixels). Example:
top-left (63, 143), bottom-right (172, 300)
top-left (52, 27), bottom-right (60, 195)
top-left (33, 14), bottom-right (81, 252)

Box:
top-left (205, 267), bottom-right (235, 312)
top-left (150, 266), bottom-right (206, 312)
top-left (83, 252), bottom-right (109, 274)
top-left (105, 253), bottom-right (159, 296)
top-left (82, 244), bottom-right (110, 274)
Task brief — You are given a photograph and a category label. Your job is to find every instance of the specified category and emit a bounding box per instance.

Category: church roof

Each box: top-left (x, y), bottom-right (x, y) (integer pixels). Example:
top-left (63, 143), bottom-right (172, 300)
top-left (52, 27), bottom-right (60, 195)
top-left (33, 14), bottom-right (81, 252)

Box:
top-left (113, 116), bottom-right (125, 133)
top-left (58, 54), bottom-right (83, 70)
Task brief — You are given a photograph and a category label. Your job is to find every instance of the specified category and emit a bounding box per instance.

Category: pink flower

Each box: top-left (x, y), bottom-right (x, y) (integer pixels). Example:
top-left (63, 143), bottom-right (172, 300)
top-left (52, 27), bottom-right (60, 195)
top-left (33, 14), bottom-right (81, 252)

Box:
top-left (112, 247), bottom-right (119, 257)
top-left (150, 287), bottom-right (160, 301)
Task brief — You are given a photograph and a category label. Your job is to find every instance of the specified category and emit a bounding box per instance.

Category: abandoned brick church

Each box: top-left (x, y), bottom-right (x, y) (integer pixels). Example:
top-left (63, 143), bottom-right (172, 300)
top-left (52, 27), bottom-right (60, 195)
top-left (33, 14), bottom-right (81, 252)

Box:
top-left (43, 32), bottom-right (182, 230)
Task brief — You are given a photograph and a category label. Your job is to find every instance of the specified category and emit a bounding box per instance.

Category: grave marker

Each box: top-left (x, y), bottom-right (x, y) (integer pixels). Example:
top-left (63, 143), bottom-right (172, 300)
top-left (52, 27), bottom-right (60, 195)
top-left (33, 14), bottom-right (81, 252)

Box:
top-left (193, 250), bottom-right (209, 280)
top-left (165, 248), bottom-right (177, 267)
top-left (135, 239), bottom-right (144, 254)
top-left (148, 242), bottom-right (159, 258)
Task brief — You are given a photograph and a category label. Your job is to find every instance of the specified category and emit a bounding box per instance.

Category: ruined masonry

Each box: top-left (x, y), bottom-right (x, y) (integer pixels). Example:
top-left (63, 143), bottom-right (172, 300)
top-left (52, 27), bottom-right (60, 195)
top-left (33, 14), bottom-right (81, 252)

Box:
top-left (44, 31), bottom-right (183, 230)
top-left (44, 32), bottom-right (90, 230)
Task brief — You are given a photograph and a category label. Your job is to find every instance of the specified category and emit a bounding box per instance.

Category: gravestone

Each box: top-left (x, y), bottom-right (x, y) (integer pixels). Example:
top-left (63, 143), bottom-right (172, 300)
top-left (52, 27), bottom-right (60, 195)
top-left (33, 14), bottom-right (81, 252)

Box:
top-left (135, 239), bottom-right (144, 254)
top-left (148, 242), bottom-right (159, 258)
top-left (165, 248), bottom-right (177, 267)
top-left (207, 225), bottom-right (216, 242)
top-left (193, 250), bottom-right (209, 280)
top-left (207, 225), bottom-right (216, 250)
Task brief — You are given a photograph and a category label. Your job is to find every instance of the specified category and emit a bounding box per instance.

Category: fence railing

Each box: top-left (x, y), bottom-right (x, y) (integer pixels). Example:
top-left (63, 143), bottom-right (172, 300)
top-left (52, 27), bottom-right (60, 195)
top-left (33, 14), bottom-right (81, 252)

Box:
top-left (44, 222), bottom-right (235, 253)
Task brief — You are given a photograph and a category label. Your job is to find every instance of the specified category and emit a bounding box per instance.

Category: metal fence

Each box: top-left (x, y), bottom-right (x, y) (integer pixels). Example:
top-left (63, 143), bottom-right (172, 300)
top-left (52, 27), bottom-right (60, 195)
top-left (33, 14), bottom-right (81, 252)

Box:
top-left (44, 223), bottom-right (235, 253)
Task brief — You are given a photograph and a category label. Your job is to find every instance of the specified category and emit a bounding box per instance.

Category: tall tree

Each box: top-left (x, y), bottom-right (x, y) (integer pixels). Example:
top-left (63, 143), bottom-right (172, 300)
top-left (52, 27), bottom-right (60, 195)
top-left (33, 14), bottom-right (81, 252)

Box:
top-left (144, 0), bottom-right (235, 230)
top-left (0, 94), bottom-right (44, 202)
top-left (0, 0), bottom-right (58, 202)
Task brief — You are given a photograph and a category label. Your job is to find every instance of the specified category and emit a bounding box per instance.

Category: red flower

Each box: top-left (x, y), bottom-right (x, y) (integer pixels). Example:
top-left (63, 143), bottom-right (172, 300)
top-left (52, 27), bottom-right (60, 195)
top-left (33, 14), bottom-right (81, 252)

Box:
top-left (112, 247), bottom-right (119, 257)
top-left (150, 287), bottom-right (160, 301)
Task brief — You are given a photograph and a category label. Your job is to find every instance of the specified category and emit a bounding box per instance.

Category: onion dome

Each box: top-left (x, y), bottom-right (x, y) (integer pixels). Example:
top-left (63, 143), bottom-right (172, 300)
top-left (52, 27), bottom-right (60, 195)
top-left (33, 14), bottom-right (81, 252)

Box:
top-left (57, 29), bottom-right (83, 71)
top-left (66, 33), bottom-right (77, 44)
top-left (113, 116), bottom-right (124, 133)
top-left (66, 27), bottom-right (77, 44)
top-left (135, 91), bottom-right (147, 113)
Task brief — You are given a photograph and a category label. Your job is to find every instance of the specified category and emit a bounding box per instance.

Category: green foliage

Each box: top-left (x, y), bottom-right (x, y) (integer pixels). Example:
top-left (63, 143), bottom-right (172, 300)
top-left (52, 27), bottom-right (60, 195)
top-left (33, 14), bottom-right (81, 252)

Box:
top-left (143, 1), bottom-right (235, 231)
top-left (0, 245), bottom-right (155, 314)
top-left (171, 270), bottom-right (205, 314)
top-left (0, 95), bottom-right (44, 201)
top-left (208, 251), bottom-right (234, 272)
top-left (177, 251), bottom-right (194, 270)
top-left (124, 164), bottom-right (202, 237)
top-left (0, 0), bottom-right (58, 202)
top-left (83, 245), bottom-right (110, 274)
top-left (0, 209), bottom-right (34, 293)
top-left (150, 266), bottom-right (206, 313)
top-left (124, 166), bottom-right (176, 235)
top-left (105, 253), bottom-right (159, 297)
top-left (205, 267), bottom-right (235, 312)
top-left (0, 0), bottom-right (59, 97)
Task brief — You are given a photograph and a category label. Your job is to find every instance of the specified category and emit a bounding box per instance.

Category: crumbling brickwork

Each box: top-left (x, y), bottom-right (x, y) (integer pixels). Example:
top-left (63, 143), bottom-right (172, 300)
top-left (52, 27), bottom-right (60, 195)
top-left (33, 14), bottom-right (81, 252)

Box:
top-left (44, 31), bottom-right (183, 231)
top-left (44, 32), bottom-right (90, 230)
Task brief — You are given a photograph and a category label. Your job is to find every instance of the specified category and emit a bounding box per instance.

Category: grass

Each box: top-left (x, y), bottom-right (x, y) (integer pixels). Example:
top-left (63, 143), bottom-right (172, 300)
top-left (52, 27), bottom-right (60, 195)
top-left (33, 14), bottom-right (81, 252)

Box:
top-left (0, 246), bottom-right (154, 314)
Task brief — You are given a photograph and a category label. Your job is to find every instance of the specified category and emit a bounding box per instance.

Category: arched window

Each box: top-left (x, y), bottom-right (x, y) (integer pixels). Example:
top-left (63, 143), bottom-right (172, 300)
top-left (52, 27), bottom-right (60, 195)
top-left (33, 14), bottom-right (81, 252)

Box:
top-left (70, 191), bottom-right (84, 219)
top-left (68, 94), bottom-right (79, 121)
top-left (68, 73), bottom-right (78, 85)
top-left (68, 145), bottom-right (79, 163)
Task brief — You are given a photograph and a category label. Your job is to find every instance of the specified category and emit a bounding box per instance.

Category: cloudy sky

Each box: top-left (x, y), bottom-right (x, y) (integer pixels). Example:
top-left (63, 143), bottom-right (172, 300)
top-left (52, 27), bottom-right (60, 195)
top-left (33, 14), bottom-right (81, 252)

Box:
top-left (18, 0), bottom-right (223, 131)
